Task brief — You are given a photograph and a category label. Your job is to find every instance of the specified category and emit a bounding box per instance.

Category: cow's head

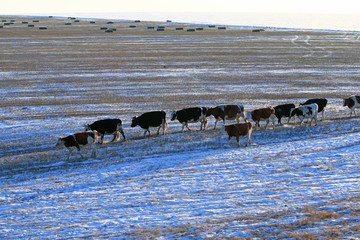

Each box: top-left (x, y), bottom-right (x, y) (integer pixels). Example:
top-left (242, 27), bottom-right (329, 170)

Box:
top-left (170, 111), bottom-right (177, 121)
top-left (54, 137), bottom-right (65, 149)
top-left (201, 107), bottom-right (209, 115)
top-left (131, 116), bottom-right (138, 127)
top-left (290, 108), bottom-right (302, 117)
top-left (84, 124), bottom-right (91, 131)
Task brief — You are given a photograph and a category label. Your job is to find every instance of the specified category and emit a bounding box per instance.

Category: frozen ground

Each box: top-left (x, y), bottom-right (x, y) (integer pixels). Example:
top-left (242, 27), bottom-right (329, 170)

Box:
top-left (1, 16), bottom-right (360, 239)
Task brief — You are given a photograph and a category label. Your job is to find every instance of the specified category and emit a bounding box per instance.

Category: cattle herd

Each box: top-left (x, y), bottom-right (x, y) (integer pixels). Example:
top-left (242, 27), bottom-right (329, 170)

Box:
top-left (55, 95), bottom-right (360, 160)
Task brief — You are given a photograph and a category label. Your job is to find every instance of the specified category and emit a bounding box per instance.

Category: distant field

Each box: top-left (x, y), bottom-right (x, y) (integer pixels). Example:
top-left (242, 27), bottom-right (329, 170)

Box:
top-left (1, 16), bottom-right (360, 239)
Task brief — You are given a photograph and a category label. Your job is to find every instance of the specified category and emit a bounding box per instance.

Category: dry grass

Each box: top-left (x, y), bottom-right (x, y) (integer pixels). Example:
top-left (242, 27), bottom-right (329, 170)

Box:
top-left (121, 194), bottom-right (360, 239)
top-left (1, 16), bottom-right (358, 110)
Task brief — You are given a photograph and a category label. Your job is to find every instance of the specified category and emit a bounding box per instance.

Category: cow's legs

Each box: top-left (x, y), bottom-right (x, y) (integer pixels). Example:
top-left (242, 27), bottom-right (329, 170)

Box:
top-left (264, 120), bottom-right (269, 130)
top-left (99, 134), bottom-right (105, 144)
top-left (200, 119), bottom-right (208, 130)
top-left (213, 118), bottom-right (219, 130)
top-left (255, 121), bottom-right (260, 130)
top-left (78, 149), bottom-right (85, 159)
top-left (110, 132), bottom-right (119, 142)
top-left (91, 144), bottom-right (97, 158)
top-left (181, 123), bottom-right (186, 132)
top-left (247, 127), bottom-right (252, 146)
top-left (352, 107), bottom-right (357, 117)
top-left (298, 117), bottom-right (304, 126)
top-left (66, 149), bottom-right (73, 161)
top-left (270, 115), bottom-right (276, 129)
top-left (111, 131), bottom-right (120, 142)
top-left (144, 129), bottom-right (150, 137)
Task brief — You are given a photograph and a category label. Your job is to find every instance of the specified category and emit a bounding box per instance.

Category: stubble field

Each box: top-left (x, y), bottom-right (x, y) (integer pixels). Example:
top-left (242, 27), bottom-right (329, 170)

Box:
top-left (1, 16), bottom-right (360, 239)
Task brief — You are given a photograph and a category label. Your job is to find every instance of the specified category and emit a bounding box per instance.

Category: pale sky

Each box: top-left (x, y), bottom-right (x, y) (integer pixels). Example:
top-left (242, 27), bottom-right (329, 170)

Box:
top-left (2, 0), bottom-right (360, 15)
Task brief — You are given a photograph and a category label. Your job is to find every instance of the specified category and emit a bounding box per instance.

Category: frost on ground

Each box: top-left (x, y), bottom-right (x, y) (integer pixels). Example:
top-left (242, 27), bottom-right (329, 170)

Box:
top-left (1, 16), bottom-right (360, 239)
top-left (1, 116), bottom-right (360, 239)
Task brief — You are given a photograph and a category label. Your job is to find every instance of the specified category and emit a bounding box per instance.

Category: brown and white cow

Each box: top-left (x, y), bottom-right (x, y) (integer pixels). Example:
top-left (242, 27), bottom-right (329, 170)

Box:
top-left (343, 95), bottom-right (360, 117)
top-left (246, 107), bottom-right (276, 130)
top-left (206, 104), bottom-right (246, 129)
top-left (223, 122), bottom-right (253, 147)
top-left (55, 131), bottom-right (98, 160)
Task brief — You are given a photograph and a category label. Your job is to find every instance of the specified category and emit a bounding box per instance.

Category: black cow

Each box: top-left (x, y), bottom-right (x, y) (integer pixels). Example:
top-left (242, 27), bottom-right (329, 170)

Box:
top-left (171, 107), bottom-right (208, 132)
top-left (300, 98), bottom-right (327, 121)
top-left (85, 118), bottom-right (126, 144)
top-left (274, 103), bottom-right (295, 125)
top-left (131, 111), bottom-right (167, 137)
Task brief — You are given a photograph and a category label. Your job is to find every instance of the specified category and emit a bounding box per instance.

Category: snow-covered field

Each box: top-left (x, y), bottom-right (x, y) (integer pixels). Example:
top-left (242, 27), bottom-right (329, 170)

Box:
top-left (1, 16), bottom-right (360, 239)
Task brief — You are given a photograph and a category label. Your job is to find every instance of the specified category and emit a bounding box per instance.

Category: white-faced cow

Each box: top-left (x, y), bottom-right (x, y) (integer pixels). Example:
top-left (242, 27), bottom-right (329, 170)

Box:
top-left (290, 103), bottom-right (318, 126)
top-left (246, 107), bottom-right (276, 130)
top-left (274, 103), bottom-right (295, 125)
top-left (84, 118), bottom-right (125, 144)
top-left (206, 104), bottom-right (246, 129)
top-left (300, 98), bottom-right (327, 121)
top-left (223, 122), bottom-right (253, 147)
top-left (55, 131), bottom-right (98, 160)
top-left (131, 111), bottom-right (167, 137)
top-left (171, 107), bottom-right (208, 132)
top-left (343, 95), bottom-right (360, 117)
